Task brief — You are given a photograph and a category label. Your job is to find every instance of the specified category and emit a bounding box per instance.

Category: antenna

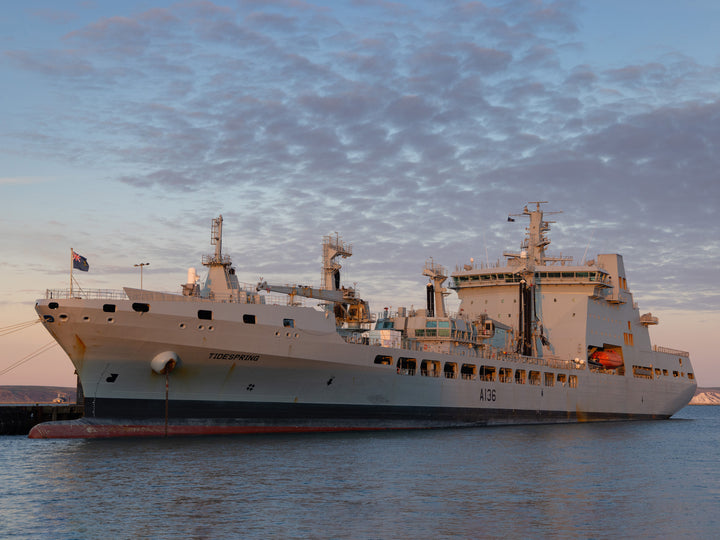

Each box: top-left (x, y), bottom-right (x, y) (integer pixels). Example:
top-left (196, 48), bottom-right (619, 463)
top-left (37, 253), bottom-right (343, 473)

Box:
top-left (484, 233), bottom-right (489, 266)
top-left (581, 232), bottom-right (594, 264)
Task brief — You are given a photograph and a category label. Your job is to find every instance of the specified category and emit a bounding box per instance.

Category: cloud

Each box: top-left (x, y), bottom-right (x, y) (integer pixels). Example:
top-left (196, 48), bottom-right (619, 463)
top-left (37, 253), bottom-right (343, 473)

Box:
top-left (0, 176), bottom-right (49, 185)
top-left (3, 0), bottom-right (719, 317)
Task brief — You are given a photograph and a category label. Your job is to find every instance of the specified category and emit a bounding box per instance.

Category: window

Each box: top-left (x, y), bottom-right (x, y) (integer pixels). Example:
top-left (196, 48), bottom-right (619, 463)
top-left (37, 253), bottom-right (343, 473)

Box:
top-left (198, 310), bottom-right (213, 320)
top-left (132, 303), bottom-right (149, 313)
top-left (499, 368), bottom-right (512, 383)
top-left (421, 360), bottom-right (440, 377)
top-left (480, 365), bottom-right (496, 382)
top-left (515, 369), bottom-right (526, 384)
top-left (397, 357), bottom-right (416, 375)
top-left (243, 314), bottom-right (256, 324)
top-left (374, 355), bottom-right (392, 365)
top-left (529, 371), bottom-right (541, 385)
top-left (103, 304), bottom-right (116, 313)
top-left (557, 374), bottom-right (567, 386)
top-left (48, 302), bottom-right (59, 310)
top-left (444, 362), bottom-right (458, 379)
top-left (283, 318), bottom-right (294, 328)
top-left (544, 372), bottom-right (555, 387)
top-left (461, 364), bottom-right (477, 380)
top-left (569, 375), bottom-right (578, 388)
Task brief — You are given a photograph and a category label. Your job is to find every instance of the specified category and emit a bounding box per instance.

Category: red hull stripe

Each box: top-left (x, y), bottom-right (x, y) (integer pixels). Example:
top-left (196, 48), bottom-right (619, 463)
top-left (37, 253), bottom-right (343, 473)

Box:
top-left (28, 423), bottom-right (412, 439)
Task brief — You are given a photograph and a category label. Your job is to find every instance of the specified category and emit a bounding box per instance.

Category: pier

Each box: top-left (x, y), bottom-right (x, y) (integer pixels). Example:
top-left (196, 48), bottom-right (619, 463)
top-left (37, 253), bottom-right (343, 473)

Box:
top-left (0, 404), bottom-right (83, 435)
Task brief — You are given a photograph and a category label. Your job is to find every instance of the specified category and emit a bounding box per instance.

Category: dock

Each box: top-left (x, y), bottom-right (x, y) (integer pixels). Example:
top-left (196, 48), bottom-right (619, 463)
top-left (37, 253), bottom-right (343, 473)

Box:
top-left (0, 404), bottom-right (83, 435)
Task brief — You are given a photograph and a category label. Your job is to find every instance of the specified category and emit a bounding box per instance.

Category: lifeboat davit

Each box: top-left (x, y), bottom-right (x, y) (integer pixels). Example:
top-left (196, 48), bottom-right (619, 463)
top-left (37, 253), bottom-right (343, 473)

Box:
top-left (589, 350), bottom-right (623, 368)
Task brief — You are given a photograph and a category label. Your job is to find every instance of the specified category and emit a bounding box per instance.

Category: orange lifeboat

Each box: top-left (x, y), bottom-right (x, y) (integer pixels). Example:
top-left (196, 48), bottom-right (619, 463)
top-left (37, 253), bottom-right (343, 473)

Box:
top-left (589, 349), bottom-right (623, 368)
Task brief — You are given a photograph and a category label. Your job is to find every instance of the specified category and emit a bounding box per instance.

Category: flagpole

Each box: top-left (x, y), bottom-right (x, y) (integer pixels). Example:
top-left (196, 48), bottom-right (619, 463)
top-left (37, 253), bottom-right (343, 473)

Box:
top-left (70, 248), bottom-right (74, 296)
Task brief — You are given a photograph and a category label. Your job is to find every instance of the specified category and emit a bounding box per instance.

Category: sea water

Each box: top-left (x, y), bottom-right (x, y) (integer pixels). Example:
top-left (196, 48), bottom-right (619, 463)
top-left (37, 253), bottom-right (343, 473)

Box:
top-left (1, 406), bottom-right (718, 539)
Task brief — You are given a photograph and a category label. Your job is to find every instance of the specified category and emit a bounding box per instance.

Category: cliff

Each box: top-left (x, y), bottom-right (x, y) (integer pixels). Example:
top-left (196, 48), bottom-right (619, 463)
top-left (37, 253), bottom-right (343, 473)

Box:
top-left (690, 388), bottom-right (720, 405)
top-left (0, 386), bottom-right (77, 404)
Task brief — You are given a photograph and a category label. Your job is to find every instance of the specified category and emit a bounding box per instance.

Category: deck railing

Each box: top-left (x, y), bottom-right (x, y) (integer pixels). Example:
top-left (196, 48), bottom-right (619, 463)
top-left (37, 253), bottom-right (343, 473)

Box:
top-left (45, 289), bottom-right (128, 300)
top-left (44, 287), bottom-right (312, 308)
top-left (653, 345), bottom-right (690, 358)
top-left (341, 332), bottom-right (582, 370)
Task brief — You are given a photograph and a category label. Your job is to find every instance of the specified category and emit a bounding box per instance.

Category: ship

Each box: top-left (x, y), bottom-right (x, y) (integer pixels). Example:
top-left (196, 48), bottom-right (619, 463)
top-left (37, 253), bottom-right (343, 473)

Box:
top-left (30, 202), bottom-right (697, 438)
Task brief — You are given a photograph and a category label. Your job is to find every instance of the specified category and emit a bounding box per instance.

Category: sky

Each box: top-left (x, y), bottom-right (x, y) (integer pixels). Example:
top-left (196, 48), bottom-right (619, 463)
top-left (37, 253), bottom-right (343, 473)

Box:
top-left (1, 0), bottom-right (718, 387)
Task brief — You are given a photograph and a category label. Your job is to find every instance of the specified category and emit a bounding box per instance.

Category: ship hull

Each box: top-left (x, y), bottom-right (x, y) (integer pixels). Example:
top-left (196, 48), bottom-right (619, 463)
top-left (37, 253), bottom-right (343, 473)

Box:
top-left (31, 296), bottom-right (696, 438)
top-left (28, 399), bottom-right (671, 439)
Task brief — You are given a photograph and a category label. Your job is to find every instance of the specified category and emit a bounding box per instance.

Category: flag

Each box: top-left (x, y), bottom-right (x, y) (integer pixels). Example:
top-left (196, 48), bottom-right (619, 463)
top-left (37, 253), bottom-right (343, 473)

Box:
top-left (72, 251), bottom-right (89, 272)
top-left (507, 216), bottom-right (515, 222)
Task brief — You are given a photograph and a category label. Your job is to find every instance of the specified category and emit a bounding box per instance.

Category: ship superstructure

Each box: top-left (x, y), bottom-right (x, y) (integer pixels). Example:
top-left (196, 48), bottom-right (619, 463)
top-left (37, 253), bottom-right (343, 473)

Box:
top-left (31, 204), bottom-right (696, 438)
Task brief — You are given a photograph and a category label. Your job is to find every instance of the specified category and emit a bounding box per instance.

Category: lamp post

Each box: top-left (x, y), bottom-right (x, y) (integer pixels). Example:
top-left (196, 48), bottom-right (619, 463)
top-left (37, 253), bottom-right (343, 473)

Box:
top-left (134, 262), bottom-right (150, 289)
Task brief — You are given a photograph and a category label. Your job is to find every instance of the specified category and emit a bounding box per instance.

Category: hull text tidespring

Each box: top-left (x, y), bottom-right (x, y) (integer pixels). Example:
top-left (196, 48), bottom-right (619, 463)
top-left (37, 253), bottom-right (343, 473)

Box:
top-left (31, 204), bottom-right (696, 438)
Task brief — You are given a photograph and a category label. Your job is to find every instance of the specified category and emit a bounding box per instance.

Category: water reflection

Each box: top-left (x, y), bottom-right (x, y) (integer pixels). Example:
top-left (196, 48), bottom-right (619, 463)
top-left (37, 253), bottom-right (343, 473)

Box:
top-left (1, 409), bottom-right (718, 538)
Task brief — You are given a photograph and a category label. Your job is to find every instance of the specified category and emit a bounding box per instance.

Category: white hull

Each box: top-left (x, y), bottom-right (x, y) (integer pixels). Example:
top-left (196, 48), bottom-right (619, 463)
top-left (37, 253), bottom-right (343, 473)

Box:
top-left (30, 296), bottom-right (695, 438)
top-left (30, 209), bottom-right (697, 438)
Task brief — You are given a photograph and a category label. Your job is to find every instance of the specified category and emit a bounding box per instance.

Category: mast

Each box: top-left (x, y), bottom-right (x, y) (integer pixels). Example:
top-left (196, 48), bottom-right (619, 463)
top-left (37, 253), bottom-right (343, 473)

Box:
top-left (423, 259), bottom-right (448, 318)
top-left (200, 215), bottom-right (239, 301)
top-left (322, 233), bottom-right (352, 292)
top-left (505, 202), bottom-right (569, 356)
top-left (211, 215), bottom-right (223, 263)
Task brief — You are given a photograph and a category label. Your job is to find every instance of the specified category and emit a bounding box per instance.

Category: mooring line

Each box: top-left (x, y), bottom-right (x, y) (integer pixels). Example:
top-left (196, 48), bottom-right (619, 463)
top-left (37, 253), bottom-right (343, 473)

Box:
top-left (0, 341), bottom-right (58, 377)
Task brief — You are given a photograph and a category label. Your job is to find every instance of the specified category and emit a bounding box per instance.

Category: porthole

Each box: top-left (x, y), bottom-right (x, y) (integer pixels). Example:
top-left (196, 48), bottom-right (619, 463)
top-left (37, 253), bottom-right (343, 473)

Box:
top-left (198, 325), bottom-right (204, 330)
top-left (275, 331), bottom-right (280, 336)
top-left (179, 323), bottom-right (186, 329)
top-left (208, 326), bottom-right (214, 331)
top-left (59, 314), bottom-right (68, 320)
top-left (107, 318), bottom-right (115, 324)
top-left (83, 316), bottom-right (90, 321)
top-left (48, 302), bottom-right (59, 310)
